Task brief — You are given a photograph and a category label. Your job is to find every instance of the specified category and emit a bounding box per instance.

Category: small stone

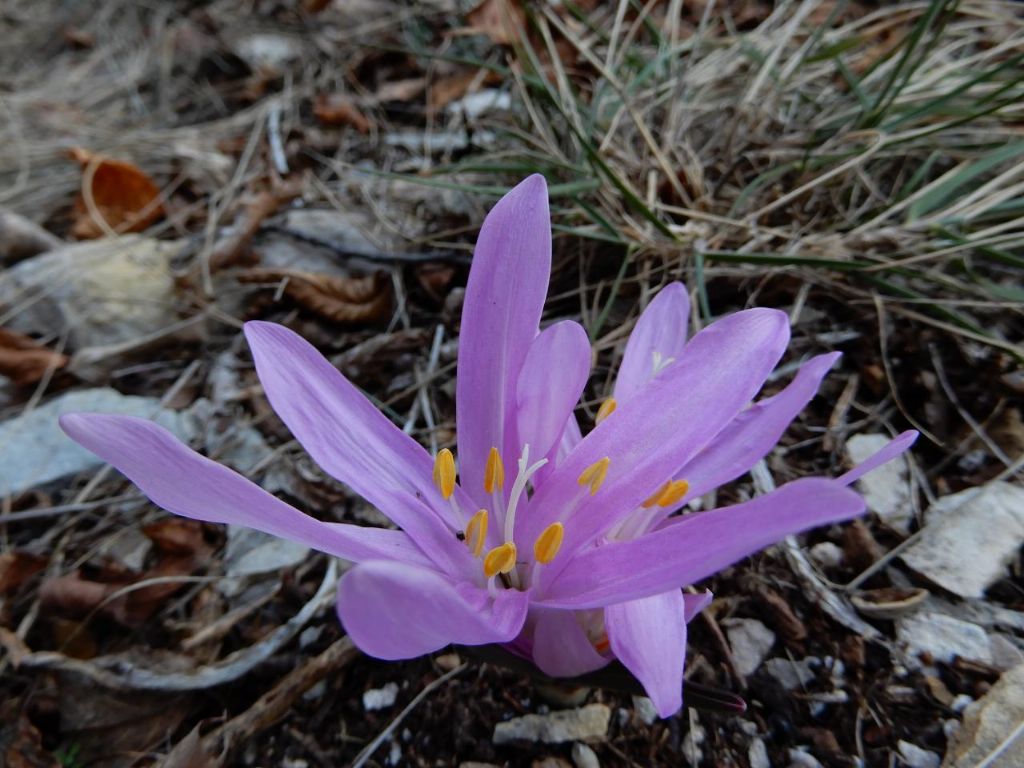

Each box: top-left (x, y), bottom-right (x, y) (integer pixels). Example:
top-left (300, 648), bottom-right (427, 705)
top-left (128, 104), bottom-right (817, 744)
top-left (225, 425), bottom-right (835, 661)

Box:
top-left (682, 720), bottom-right (705, 766)
top-left (0, 388), bottom-right (195, 497)
top-left (897, 613), bottom-right (992, 666)
top-left (233, 32), bottom-right (302, 70)
top-left (631, 696), bottom-right (658, 726)
top-left (898, 740), bottom-right (940, 768)
top-left (363, 682), bottom-right (400, 711)
top-left (902, 482), bottom-right (1024, 599)
top-left (845, 434), bottom-right (913, 531)
top-left (749, 738), bottom-right (770, 768)
top-left (763, 657), bottom-right (818, 690)
top-left (493, 704), bottom-right (610, 745)
top-left (942, 663), bottom-right (1024, 767)
top-left (809, 542), bottom-right (844, 569)
top-left (951, 695), bottom-right (974, 714)
top-left (724, 618), bottom-right (776, 677)
top-left (0, 237), bottom-right (183, 349)
top-left (788, 748), bottom-right (823, 768)
top-left (571, 742), bottom-right (600, 768)
top-left (435, 652), bottom-right (462, 672)
top-left (989, 634), bottom-right (1024, 671)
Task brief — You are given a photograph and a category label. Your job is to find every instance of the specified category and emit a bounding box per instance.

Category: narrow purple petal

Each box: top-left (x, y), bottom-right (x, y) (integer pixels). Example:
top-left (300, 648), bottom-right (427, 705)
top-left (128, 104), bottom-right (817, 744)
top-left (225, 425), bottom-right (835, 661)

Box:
top-left (838, 430), bottom-right (919, 485)
top-left (244, 321), bottom-right (471, 577)
top-left (683, 590), bottom-right (713, 622)
top-left (538, 478), bottom-right (864, 608)
top-left (521, 308), bottom-right (791, 572)
top-left (516, 320), bottom-right (591, 462)
top-left (336, 561), bottom-right (530, 659)
top-left (59, 413), bottom-right (431, 566)
top-left (456, 175), bottom-right (551, 506)
top-left (614, 282), bottom-right (690, 403)
top-left (531, 608), bottom-right (610, 677)
top-left (606, 590), bottom-right (689, 717)
top-left (670, 352), bottom-right (841, 504)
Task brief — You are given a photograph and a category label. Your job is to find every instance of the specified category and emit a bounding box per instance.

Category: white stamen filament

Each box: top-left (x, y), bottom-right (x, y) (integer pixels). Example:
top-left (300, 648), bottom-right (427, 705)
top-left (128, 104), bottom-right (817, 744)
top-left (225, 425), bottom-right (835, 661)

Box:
top-left (651, 350), bottom-right (675, 377)
top-left (503, 443), bottom-right (547, 545)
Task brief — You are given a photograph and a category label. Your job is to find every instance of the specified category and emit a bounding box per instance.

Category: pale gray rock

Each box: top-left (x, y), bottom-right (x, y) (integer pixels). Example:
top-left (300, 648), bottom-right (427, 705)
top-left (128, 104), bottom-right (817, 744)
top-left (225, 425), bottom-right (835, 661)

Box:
top-left (898, 741), bottom-right (940, 768)
top-left (989, 634), bottom-right (1024, 671)
top-left (787, 749), bottom-right (823, 768)
top-left (493, 704), bottom-right (610, 745)
top-left (0, 388), bottom-right (195, 497)
top-left (631, 695), bottom-right (658, 726)
top-left (571, 742), bottom-right (600, 768)
top-left (748, 738), bottom-right (770, 768)
top-left (809, 541), bottom-right (844, 569)
top-left (763, 657), bottom-right (817, 690)
top-left (897, 612), bottom-right (992, 665)
top-left (724, 618), bottom-right (776, 677)
top-left (362, 682), bottom-right (400, 711)
top-left (902, 482), bottom-right (1024, 598)
top-left (0, 207), bottom-right (62, 265)
top-left (224, 527), bottom-right (310, 578)
top-left (0, 237), bottom-right (183, 349)
top-left (845, 434), bottom-right (914, 531)
top-left (942, 663), bottom-right (1024, 767)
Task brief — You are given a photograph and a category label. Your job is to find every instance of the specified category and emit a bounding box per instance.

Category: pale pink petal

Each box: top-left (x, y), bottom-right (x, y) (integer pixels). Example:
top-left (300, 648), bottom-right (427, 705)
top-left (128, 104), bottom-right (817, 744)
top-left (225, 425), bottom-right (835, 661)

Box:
top-left (838, 430), bottom-right (919, 485)
top-left (531, 608), bottom-right (610, 678)
top-left (614, 282), bottom-right (690, 403)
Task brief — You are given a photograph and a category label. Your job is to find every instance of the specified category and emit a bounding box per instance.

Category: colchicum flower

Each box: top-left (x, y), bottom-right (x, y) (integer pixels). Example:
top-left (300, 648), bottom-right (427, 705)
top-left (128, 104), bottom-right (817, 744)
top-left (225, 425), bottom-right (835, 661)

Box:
top-left (61, 175), bottom-right (916, 717)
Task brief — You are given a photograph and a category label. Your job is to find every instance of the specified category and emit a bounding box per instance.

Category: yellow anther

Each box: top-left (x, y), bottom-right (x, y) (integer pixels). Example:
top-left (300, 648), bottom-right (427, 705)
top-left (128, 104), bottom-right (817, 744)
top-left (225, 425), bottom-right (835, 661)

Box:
top-left (577, 457), bottom-right (610, 495)
top-left (432, 448), bottom-right (456, 500)
top-left (465, 509), bottom-right (488, 558)
top-left (657, 479), bottom-right (690, 507)
top-left (483, 542), bottom-right (517, 578)
top-left (484, 447), bottom-right (505, 494)
top-left (641, 480), bottom-right (673, 508)
top-left (595, 398), bottom-right (617, 425)
top-left (533, 522), bottom-right (565, 565)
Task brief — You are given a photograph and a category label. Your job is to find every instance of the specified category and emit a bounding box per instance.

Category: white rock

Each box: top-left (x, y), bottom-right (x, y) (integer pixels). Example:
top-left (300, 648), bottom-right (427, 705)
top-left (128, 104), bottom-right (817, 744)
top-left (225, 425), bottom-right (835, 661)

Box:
top-left (446, 89), bottom-right (512, 119)
top-left (233, 32), bottom-right (302, 70)
top-left (763, 657), bottom-right (817, 690)
top-left (0, 388), bottom-right (194, 497)
top-left (898, 740), bottom-right (940, 768)
top-left (224, 527), bottom-right (310, 578)
top-left (631, 696), bottom-right (658, 726)
top-left (942, 663), bottom-right (1024, 767)
top-left (493, 704), bottom-right (610, 745)
top-left (809, 542), bottom-right (844, 569)
top-left (897, 612), bottom-right (992, 665)
top-left (749, 738), bottom-right (770, 768)
top-left (845, 434), bottom-right (914, 531)
top-left (363, 682), bottom-right (400, 711)
top-left (0, 236), bottom-right (183, 349)
top-left (989, 634), bottom-right (1024, 671)
top-left (902, 482), bottom-right (1024, 598)
top-left (724, 618), bottom-right (776, 677)
top-left (788, 748), bottom-right (823, 768)
top-left (571, 742), bottom-right (600, 768)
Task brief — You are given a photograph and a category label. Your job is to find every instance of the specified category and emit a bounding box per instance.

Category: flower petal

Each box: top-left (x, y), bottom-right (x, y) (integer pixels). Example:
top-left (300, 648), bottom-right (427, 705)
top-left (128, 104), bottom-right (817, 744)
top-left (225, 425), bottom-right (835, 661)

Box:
top-left (531, 608), bottom-right (610, 677)
top-left (539, 478), bottom-right (864, 608)
top-left (522, 308), bottom-right (791, 571)
top-left (59, 413), bottom-right (430, 565)
top-left (683, 590), bottom-right (713, 622)
top-left (516, 320), bottom-right (591, 462)
top-left (336, 560), bottom-right (530, 659)
top-left (606, 590), bottom-right (689, 717)
top-left (244, 321), bottom-right (470, 576)
top-left (672, 352), bottom-right (841, 503)
top-left (838, 430), bottom-right (919, 485)
top-left (614, 282), bottom-right (690, 403)
top-left (456, 175), bottom-right (551, 506)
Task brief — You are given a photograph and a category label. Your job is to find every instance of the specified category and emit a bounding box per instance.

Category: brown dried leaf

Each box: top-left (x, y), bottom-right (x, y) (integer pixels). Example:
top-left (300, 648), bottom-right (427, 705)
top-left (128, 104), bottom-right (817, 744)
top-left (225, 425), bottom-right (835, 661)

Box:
top-left (239, 268), bottom-right (392, 324)
top-left (0, 700), bottom-right (59, 768)
top-left (0, 551), bottom-right (48, 594)
top-left (69, 148), bottom-right (164, 239)
top-left (159, 726), bottom-right (220, 768)
top-left (0, 328), bottom-right (69, 387)
top-left (464, 0), bottom-right (526, 45)
top-left (143, 518), bottom-right (207, 557)
top-left (756, 587), bottom-right (808, 643)
top-left (314, 93), bottom-right (372, 132)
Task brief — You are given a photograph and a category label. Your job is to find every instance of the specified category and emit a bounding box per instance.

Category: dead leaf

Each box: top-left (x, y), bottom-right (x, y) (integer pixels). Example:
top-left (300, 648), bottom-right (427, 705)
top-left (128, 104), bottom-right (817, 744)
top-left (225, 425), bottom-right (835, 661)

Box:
top-left (239, 268), bottom-right (392, 323)
top-left (69, 148), bottom-right (165, 239)
top-left (428, 69), bottom-right (487, 113)
top-left (0, 700), bottom-right (59, 768)
top-left (204, 185), bottom-right (300, 274)
top-left (0, 551), bottom-right (48, 594)
top-left (314, 93), bottom-right (372, 132)
top-left (464, 0), bottom-right (526, 45)
top-left (159, 725), bottom-right (220, 768)
top-left (0, 328), bottom-right (69, 387)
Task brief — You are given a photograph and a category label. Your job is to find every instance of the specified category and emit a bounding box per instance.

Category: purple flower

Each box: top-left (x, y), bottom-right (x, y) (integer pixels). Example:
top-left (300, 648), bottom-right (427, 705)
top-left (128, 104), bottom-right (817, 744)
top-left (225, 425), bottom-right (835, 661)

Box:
top-left (60, 175), bottom-right (916, 717)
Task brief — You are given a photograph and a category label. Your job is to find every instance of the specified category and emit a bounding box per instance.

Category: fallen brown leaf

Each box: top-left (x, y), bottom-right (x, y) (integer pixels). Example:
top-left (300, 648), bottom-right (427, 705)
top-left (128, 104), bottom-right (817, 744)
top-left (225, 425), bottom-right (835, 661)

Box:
top-left (464, 0), bottom-right (526, 45)
top-left (239, 268), bottom-right (392, 324)
top-left (69, 148), bottom-right (165, 239)
top-left (0, 328), bottom-right (69, 387)
top-left (0, 551), bottom-right (49, 595)
top-left (314, 93), bottom-right (372, 132)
